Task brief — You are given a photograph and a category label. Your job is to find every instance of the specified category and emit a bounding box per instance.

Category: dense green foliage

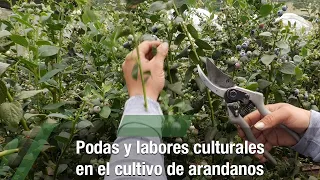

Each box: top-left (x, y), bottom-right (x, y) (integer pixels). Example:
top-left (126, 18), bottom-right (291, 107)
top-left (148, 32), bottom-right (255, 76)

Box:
top-left (0, 0), bottom-right (319, 179)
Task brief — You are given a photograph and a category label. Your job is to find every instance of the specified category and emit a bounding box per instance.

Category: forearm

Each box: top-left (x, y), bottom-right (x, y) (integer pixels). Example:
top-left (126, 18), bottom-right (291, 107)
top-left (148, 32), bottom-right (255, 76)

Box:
top-left (106, 96), bottom-right (167, 180)
top-left (292, 110), bottom-right (320, 162)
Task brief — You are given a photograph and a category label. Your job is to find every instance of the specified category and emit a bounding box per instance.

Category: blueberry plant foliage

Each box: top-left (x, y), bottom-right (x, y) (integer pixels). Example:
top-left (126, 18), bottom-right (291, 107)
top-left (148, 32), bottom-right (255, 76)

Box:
top-left (0, 0), bottom-right (319, 179)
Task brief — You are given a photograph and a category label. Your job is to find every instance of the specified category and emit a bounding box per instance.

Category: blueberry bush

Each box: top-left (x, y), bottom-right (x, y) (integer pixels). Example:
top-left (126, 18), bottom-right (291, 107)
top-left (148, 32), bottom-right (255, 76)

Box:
top-left (0, 0), bottom-right (319, 179)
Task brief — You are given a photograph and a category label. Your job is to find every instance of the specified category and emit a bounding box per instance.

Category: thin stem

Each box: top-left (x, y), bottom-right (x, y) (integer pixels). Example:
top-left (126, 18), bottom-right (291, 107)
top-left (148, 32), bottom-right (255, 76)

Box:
top-left (0, 149), bottom-right (19, 158)
top-left (135, 41), bottom-right (148, 110)
top-left (264, 32), bottom-right (278, 104)
top-left (173, 3), bottom-right (200, 64)
top-left (173, 2), bottom-right (215, 126)
top-left (166, 28), bottom-right (176, 99)
top-left (206, 89), bottom-right (216, 127)
top-left (129, 14), bottom-right (148, 110)
top-left (166, 29), bottom-right (174, 84)
top-left (53, 102), bottom-right (86, 179)
top-left (40, 151), bottom-right (50, 161)
top-left (7, 91), bottom-right (13, 102)
top-left (20, 117), bottom-right (30, 131)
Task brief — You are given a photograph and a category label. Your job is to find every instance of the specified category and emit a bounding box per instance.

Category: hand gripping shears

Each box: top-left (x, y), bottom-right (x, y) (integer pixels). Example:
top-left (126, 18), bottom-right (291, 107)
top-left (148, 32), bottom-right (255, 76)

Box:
top-left (197, 58), bottom-right (301, 165)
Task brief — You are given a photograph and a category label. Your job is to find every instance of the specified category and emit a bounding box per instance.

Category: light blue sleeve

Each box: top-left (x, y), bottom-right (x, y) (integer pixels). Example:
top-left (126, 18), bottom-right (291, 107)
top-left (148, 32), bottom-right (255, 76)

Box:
top-left (105, 96), bottom-right (167, 180)
top-left (292, 110), bottom-right (320, 162)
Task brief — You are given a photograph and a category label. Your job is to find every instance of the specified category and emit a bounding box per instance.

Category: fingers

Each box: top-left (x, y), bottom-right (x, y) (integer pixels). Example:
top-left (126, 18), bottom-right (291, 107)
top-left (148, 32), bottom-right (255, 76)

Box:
top-left (126, 41), bottom-right (162, 61)
top-left (243, 103), bottom-right (287, 126)
top-left (138, 41), bottom-right (162, 56)
top-left (244, 110), bottom-right (262, 127)
top-left (151, 42), bottom-right (169, 65)
top-left (254, 108), bottom-right (290, 131)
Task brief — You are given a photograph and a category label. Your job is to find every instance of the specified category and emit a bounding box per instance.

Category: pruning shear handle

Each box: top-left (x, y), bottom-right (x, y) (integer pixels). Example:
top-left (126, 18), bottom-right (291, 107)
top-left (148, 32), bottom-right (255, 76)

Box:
top-left (227, 107), bottom-right (277, 165)
top-left (225, 87), bottom-right (301, 165)
top-left (196, 60), bottom-right (301, 165)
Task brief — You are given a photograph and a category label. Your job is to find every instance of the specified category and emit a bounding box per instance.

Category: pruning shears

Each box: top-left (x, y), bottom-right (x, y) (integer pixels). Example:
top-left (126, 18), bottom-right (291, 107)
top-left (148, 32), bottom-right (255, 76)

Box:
top-left (197, 58), bottom-right (301, 165)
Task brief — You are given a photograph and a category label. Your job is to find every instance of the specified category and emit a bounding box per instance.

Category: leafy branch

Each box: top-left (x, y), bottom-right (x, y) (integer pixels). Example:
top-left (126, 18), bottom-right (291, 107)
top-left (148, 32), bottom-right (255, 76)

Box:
top-left (129, 14), bottom-right (149, 111)
top-left (172, 2), bottom-right (216, 127)
top-left (53, 101), bottom-right (86, 179)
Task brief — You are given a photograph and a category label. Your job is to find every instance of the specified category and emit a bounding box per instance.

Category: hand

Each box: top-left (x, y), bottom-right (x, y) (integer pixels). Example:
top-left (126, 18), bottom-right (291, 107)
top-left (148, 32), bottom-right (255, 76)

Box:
top-left (122, 41), bottom-right (169, 101)
top-left (237, 103), bottom-right (311, 163)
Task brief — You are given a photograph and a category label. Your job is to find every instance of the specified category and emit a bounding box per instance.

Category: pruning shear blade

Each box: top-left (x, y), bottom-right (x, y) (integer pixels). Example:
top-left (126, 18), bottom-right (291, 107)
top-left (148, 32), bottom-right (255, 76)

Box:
top-left (197, 58), bottom-right (235, 98)
top-left (205, 58), bottom-right (235, 89)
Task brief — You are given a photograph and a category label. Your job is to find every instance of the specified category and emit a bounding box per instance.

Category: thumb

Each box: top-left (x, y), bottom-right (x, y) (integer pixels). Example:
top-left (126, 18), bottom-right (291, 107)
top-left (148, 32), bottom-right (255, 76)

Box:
top-left (253, 110), bottom-right (288, 131)
top-left (151, 42), bottom-right (169, 65)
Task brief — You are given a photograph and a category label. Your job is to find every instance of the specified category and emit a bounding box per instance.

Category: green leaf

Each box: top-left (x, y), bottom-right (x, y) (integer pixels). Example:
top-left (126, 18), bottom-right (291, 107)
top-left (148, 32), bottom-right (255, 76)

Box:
top-left (4, 138), bottom-right (19, 150)
top-left (189, 51), bottom-right (198, 64)
top-left (280, 48), bottom-right (290, 55)
top-left (0, 102), bottom-right (23, 127)
top-left (132, 63), bottom-right (139, 80)
top-left (0, 30), bottom-right (11, 38)
top-left (293, 55), bottom-right (302, 64)
top-left (43, 102), bottom-right (66, 110)
top-left (185, 65), bottom-right (195, 84)
top-left (274, 90), bottom-right (284, 103)
top-left (246, 82), bottom-right (259, 91)
top-left (144, 70), bottom-right (151, 82)
top-left (235, 77), bottom-right (247, 83)
top-left (82, 7), bottom-right (97, 24)
top-left (167, 82), bottom-right (183, 95)
top-left (39, 69), bottom-right (64, 83)
top-left (247, 72), bottom-right (260, 83)
top-left (187, 24), bottom-right (198, 39)
top-left (226, 0), bottom-right (234, 5)
top-left (295, 67), bottom-right (303, 79)
top-left (195, 39), bottom-right (212, 50)
top-left (205, 126), bottom-right (218, 143)
top-left (174, 100), bottom-right (193, 113)
top-left (0, 62), bottom-right (10, 76)
top-left (174, 0), bottom-right (188, 8)
top-left (260, 4), bottom-right (273, 17)
top-left (114, 27), bottom-right (131, 40)
top-left (0, 80), bottom-right (8, 104)
top-left (240, 15), bottom-right (249, 23)
top-left (36, 40), bottom-right (52, 46)
top-left (260, 54), bottom-right (276, 66)
top-left (152, 46), bottom-right (157, 56)
top-left (10, 35), bottom-right (29, 47)
top-left (15, 90), bottom-right (46, 100)
top-left (55, 132), bottom-right (70, 143)
top-left (239, 156), bottom-right (252, 165)
top-left (186, 0), bottom-right (196, 6)
top-left (259, 32), bottom-right (272, 37)
top-left (10, 15), bottom-right (33, 29)
top-left (257, 79), bottom-right (271, 90)
top-left (24, 113), bottom-right (46, 120)
top-left (99, 106), bottom-right (111, 119)
top-left (283, 74), bottom-right (292, 84)
top-left (148, 1), bottom-right (167, 12)
top-left (38, 45), bottom-right (60, 57)
top-left (301, 47), bottom-right (308, 57)
top-left (174, 16), bottom-right (183, 24)
top-left (175, 46), bottom-right (189, 59)
top-left (77, 120), bottom-right (94, 129)
top-left (280, 62), bottom-right (296, 75)
top-left (275, 41), bottom-right (289, 49)
top-left (174, 34), bottom-right (186, 45)
top-left (48, 113), bottom-right (69, 120)
top-left (57, 164), bottom-right (68, 175)
top-left (195, 76), bottom-right (206, 92)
